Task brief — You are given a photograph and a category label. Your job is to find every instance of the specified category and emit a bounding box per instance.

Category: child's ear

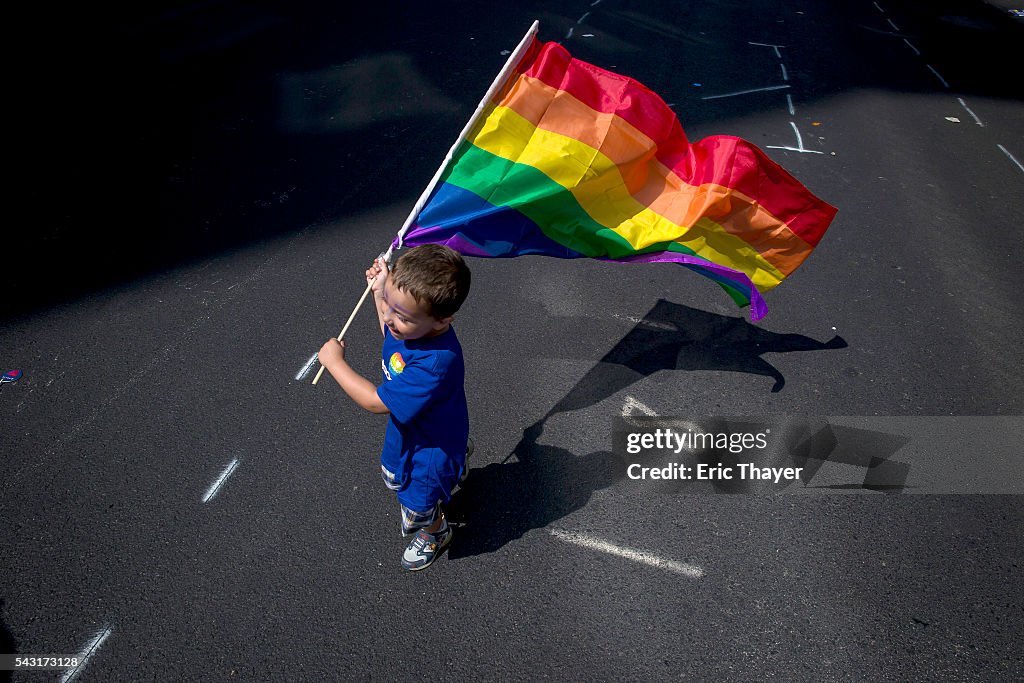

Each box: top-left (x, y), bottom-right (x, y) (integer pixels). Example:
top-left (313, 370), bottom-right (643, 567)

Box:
top-left (432, 315), bottom-right (454, 331)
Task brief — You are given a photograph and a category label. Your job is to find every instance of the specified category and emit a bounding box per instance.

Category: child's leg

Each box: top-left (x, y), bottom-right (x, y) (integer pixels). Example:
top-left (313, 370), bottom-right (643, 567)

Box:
top-left (395, 448), bottom-right (462, 570)
top-left (424, 510), bottom-right (446, 534)
top-left (399, 500), bottom-right (451, 571)
top-left (400, 501), bottom-right (446, 536)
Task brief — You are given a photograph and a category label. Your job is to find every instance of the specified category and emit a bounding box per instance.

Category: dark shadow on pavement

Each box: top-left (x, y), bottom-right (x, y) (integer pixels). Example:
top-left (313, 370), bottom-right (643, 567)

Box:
top-left (793, 423), bottom-right (912, 492)
top-left (446, 422), bottom-right (620, 559)
top-left (549, 299), bottom-right (847, 411)
top-left (447, 300), bottom-right (849, 557)
top-left (0, 599), bottom-right (17, 683)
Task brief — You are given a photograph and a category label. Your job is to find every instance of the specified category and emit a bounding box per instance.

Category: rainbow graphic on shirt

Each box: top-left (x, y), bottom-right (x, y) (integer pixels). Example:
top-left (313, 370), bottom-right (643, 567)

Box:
top-left (389, 352), bottom-right (406, 375)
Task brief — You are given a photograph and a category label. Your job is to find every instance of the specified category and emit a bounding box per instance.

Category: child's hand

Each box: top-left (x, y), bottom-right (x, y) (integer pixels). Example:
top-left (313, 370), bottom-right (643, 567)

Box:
top-left (318, 338), bottom-right (346, 367)
top-left (366, 257), bottom-right (389, 296)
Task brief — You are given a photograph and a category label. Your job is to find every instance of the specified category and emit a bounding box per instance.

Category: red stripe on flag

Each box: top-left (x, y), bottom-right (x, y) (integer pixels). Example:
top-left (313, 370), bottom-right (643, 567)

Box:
top-left (515, 41), bottom-right (835, 247)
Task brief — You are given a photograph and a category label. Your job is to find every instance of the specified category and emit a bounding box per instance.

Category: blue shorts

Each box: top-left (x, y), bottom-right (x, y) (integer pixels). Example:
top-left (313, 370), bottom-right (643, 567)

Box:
top-left (380, 444), bottom-right (466, 529)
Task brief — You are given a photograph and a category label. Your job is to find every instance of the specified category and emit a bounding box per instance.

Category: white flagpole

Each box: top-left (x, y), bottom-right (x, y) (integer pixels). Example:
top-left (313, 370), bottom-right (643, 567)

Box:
top-left (313, 20), bottom-right (540, 386)
top-left (389, 19), bottom-right (540, 254)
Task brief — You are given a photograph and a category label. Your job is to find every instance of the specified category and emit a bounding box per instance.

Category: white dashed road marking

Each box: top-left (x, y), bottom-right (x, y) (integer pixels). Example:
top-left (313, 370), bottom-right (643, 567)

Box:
top-left (61, 624), bottom-right (113, 683)
top-left (202, 459), bottom-right (240, 504)
top-left (550, 529), bottom-right (706, 578)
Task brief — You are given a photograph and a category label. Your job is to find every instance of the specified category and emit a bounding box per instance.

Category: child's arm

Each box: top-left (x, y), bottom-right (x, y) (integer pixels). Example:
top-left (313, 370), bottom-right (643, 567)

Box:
top-left (366, 257), bottom-right (388, 337)
top-left (318, 339), bottom-right (389, 414)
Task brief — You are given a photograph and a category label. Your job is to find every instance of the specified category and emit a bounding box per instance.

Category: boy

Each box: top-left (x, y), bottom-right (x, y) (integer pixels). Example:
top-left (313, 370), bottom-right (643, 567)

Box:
top-left (318, 244), bottom-right (471, 571)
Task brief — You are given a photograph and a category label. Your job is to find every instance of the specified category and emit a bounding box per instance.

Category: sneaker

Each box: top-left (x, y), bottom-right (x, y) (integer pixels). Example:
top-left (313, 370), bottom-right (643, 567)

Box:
top-left (460, 438), bottom-right (474, 484)
top-left (401, 526), bottom-right (452, 571)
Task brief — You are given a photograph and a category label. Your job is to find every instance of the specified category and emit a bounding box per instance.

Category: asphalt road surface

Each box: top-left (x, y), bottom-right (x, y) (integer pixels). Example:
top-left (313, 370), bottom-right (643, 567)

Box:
top-left (2, 0), bottom-right (1022, 680)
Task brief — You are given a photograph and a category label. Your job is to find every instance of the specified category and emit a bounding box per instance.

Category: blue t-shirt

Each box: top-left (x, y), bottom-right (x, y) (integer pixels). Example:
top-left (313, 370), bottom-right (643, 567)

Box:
top-left (376, 326), bottom-right (469, 512)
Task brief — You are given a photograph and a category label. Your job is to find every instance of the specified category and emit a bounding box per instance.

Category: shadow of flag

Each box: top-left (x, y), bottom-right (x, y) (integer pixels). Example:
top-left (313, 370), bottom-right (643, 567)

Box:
top-left (546, 299), bottom-right (846, 421)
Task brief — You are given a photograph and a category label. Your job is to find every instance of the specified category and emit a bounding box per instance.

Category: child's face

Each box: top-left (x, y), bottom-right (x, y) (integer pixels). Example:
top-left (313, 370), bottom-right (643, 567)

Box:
top-left (381, 281), bottom-right (451, 341)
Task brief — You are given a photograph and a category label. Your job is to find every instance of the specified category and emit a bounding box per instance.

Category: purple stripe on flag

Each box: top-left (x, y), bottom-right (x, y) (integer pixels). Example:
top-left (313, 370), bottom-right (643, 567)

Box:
top-left (397, 228), bottom-right (496, 257)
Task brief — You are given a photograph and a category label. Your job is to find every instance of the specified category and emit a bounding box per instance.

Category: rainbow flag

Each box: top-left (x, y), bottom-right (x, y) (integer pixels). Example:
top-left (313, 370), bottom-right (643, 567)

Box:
top-left (397, 37), bottom-right (837, 321)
